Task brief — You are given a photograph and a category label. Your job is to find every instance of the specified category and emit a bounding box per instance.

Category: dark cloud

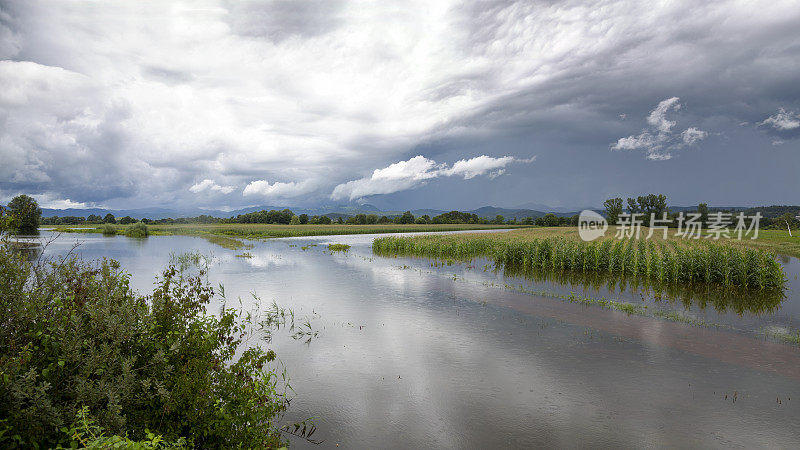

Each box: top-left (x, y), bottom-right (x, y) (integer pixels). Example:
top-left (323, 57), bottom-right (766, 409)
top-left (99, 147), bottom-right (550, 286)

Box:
top-left (225, 0), bottom-right (345, 42)
top-left (143, 66), bottom-right (196, 85)
top-left (1, 0), bottom-right (799, 209)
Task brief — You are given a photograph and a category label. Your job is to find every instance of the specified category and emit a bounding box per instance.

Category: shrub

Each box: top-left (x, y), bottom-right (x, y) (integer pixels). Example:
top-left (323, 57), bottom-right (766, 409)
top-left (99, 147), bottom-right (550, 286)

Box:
top-left (101, 224), bottom-right (117, 235)
top-left (0, 246), bottom-right (291, 448)
top-left (125, 222), bottom-right (149, 238)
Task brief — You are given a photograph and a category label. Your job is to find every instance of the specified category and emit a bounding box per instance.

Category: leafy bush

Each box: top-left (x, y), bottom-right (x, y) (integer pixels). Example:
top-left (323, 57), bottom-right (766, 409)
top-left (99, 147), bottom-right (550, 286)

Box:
top-left (67, 406), bottom-right (189, 449)
top-left (101, 224), bottom-right (117, 235)
top-left (0, 246), bottom-right (291, 448)
top-left (125, 222), bottom-right (149, 238)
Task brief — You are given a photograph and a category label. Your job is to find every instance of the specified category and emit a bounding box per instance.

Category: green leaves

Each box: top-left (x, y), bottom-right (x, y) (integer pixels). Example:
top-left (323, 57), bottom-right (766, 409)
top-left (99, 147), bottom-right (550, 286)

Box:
top-left (0, 248), bottom-right (291, 448)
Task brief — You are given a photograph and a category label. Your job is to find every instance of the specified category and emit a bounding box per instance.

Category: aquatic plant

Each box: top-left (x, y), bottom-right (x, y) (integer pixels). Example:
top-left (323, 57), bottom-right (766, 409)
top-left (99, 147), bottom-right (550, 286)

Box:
top-left (328, 243), bottom-right (351, 252)
top-left (372, 234), bottom-right (786, 291)
top-left (101, 223), bottom-right (116, 235)
top-left (124, 222), bottom-right (149, 238)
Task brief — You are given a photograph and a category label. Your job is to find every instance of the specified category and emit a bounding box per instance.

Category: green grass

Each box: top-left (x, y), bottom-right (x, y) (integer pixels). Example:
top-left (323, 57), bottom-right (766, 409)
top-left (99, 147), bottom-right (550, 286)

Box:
top-left (101, 224), bottom-right (117, 235)
top-left (44, 223), bottom-right (526, 240)
top-left (124, 222), bottom-right (149, 238)
top-left (327, 243), bottom-right (351, 252)
top-left (372, 229), bottom-right (787, 291)
top-left (199, 234), bottom-right (252, 250)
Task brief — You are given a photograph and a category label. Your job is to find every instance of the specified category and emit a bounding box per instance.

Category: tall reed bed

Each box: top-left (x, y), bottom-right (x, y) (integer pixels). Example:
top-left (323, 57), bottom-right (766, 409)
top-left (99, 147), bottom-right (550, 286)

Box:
top-left (372, 234), bottom-right (786, 291)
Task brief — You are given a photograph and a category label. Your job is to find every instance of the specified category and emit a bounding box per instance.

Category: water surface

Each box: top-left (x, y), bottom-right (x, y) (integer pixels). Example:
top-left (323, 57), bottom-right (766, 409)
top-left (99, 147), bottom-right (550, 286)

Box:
top-left (36, 231), bottom-right (800, 448)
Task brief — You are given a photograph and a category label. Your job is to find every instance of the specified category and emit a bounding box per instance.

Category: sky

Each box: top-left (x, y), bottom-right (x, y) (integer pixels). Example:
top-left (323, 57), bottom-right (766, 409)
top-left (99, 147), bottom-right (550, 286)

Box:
top-left (1, 0), bottom-right (799, 211)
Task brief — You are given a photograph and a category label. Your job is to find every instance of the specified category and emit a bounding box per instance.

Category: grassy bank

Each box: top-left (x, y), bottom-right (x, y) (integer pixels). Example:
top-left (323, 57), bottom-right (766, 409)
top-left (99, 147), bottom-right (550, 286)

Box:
top-left (373, 227), bottom-right (788, 291)
top-left (42, 223), bottom-right (527, 241)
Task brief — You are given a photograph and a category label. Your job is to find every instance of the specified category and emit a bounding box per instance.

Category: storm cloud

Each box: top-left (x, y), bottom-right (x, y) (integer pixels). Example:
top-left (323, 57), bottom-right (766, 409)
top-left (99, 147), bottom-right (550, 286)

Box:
top-left (1, 0), bottom-right (799, 210)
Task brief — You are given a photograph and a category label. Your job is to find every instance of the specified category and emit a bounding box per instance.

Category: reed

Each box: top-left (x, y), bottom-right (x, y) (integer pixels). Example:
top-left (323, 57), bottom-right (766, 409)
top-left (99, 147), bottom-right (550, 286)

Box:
top-left (372, 234), bottom-right (786, 291)
top-left (124, 222), bottom-right (149, 238)
top-left (100, 224), bottom-right (116, 235)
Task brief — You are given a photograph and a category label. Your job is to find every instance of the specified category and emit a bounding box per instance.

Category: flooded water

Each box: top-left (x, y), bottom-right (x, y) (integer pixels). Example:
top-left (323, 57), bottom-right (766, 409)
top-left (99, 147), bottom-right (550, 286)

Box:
top-left (35, 231), bottom-right (800, 448)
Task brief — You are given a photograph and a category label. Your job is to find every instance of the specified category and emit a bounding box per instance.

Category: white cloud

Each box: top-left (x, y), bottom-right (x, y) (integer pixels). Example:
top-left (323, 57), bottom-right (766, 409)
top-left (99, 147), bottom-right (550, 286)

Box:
top-left (189, 179), bottom-right (235, 194)
top-left (647, 97), bottom-right (681, 133)
top-left (611, 97), bottom-right (707, 160)
top-left (243, 180), bottom-right (314, 198)
top-left (2, 1), bottom-right (799, 207)
top-left (442, 155), bottom-right (515, 179)
top-left (331, 155), bottom-right (532, 201)
top-left (681, 127), bottom-right (708, 145)
top-left (33, 196), bottom-right (88, 209)
top-left (759, 108), bottom-right (800, 131)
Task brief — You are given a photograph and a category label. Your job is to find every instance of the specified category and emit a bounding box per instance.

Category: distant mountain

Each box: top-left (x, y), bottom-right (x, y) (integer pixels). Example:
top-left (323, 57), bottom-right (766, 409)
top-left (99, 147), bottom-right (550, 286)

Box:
top-left (742, 205), bottom-right (800, 218)
top-left (512, 202), bottom-right (598, 214)
top-left (410, 209), bottom-right (448, 217)
top-left (41, 203), bottom-right (391, 220)
top-left (41, 203), bottom-right (794, 220)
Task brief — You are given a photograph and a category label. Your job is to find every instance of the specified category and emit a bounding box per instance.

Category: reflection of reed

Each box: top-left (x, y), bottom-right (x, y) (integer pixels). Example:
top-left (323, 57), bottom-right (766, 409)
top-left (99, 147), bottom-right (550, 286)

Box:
top-left (501, 262), bottom-right (785, 316)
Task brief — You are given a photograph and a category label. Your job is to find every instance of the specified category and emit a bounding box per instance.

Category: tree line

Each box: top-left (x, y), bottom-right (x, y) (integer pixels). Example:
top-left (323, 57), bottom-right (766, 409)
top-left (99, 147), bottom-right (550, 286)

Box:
top-left (37, 208), bottom-right (546, 226)
top-left (603, 194), bottom-right (799, 231)
top-left (8, 192), bottom-right (799, 232)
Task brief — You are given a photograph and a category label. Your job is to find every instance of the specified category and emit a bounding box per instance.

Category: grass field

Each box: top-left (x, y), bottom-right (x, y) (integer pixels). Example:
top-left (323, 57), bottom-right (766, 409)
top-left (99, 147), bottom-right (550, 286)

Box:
top-left (40, 223), bottom-right (799, 257)
top-left (371, 226), bottom-right (800, 258)
top-left (373, 227), bottom-right (793, 291)
top-left (41, 223), bottom-right (528, 249)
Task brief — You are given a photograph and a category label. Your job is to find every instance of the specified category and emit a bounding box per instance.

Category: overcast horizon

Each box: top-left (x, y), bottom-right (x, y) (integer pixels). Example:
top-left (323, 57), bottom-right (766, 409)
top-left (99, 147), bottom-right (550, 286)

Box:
top-left (2, 0), bottom-right (799, 211)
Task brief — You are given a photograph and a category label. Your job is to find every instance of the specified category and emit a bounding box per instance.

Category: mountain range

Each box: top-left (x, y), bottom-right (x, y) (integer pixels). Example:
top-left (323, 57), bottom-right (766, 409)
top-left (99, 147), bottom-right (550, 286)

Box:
top-left (39, 203), bottom-right (800, 221)
top-left (40, 204), bottom-right (588, 220)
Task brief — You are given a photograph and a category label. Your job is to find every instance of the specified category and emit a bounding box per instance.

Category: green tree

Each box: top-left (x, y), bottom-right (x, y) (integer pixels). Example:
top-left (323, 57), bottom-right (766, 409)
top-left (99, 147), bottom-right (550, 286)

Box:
top-left (103, 213), bottom-right (116, 224)
top-left (289, 215), bottom-right (301, 225)
top-left (603, 198), bottom-right (623, 225)
top-left (542, 213), bottom-right (560, 227)
top-left (697, 203), bottom-right (709, 225)
top-left (119, 216), bottom-right (136, 225)
top-left (395, 211), bottom-right (415, 224)
top-left (298, 214), bottom-right (309, 224)
top-left (626, 194), bottom-right (668, 225)
top-left (0, 206), bottom-right (19, 236)
top-left (7, 194), bottom-right (42, 234)
top-left (86, 214), bottom-right (102, 223)
top-left (626, 198), bottom-right (639, 214)
top-left (492, 214), bottom-right (505, 225)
